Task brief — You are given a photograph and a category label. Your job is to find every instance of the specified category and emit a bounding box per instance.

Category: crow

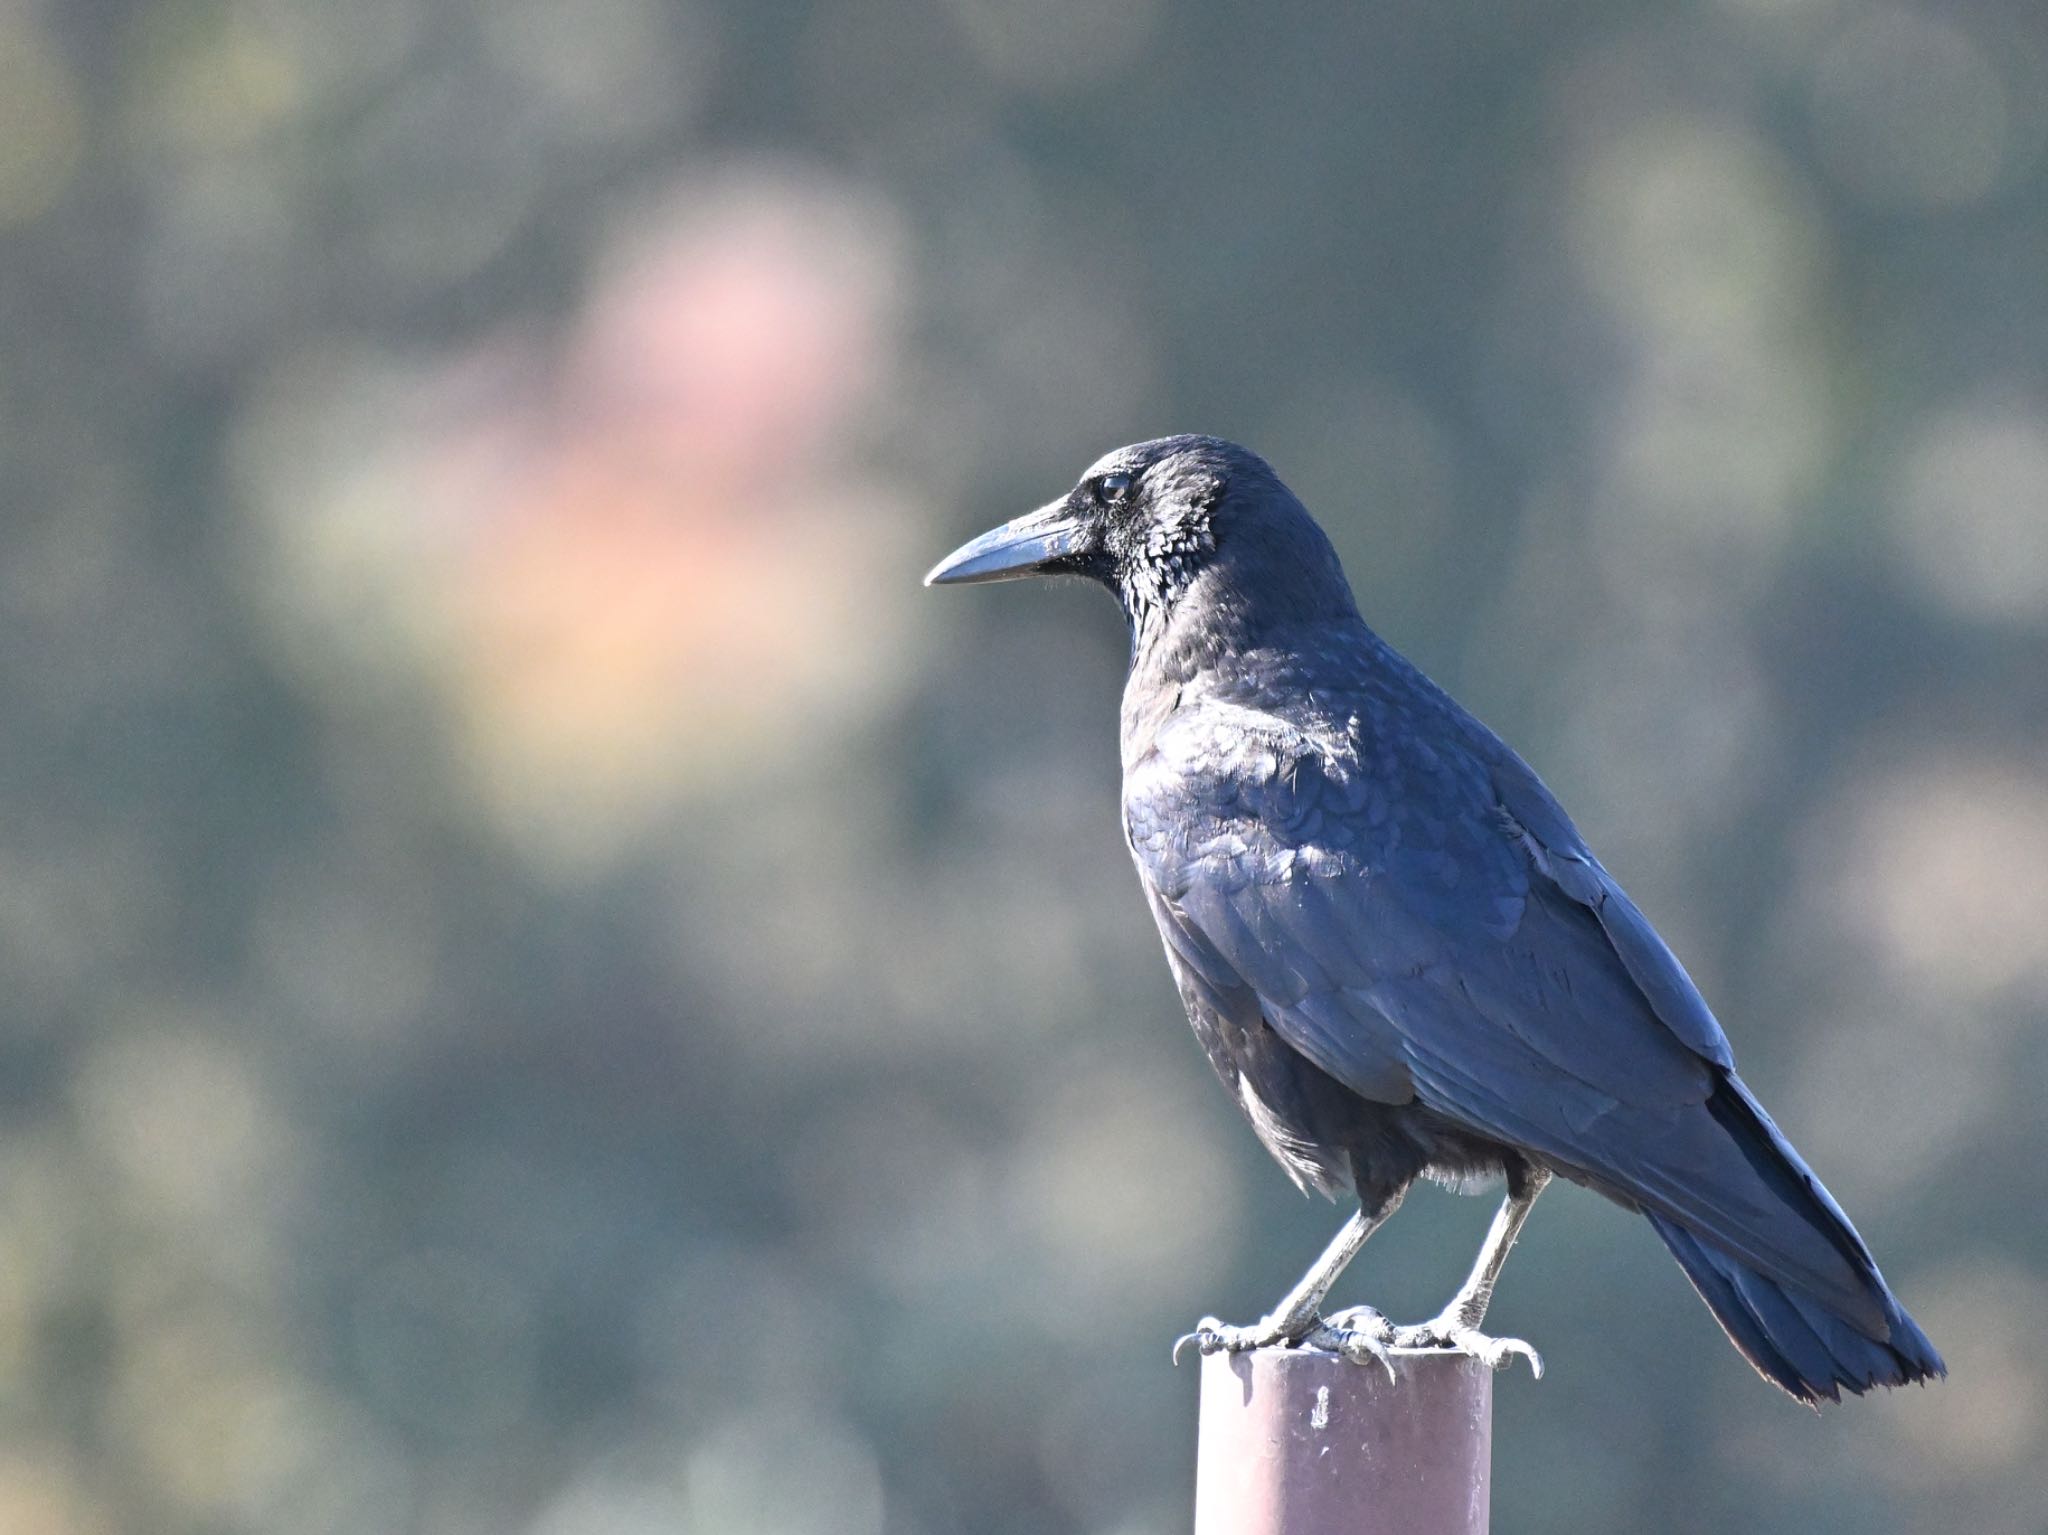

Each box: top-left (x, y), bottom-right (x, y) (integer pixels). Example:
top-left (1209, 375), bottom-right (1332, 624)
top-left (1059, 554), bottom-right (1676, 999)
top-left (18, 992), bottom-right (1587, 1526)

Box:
top-left (925, 435), bottom-right (1943, 1404)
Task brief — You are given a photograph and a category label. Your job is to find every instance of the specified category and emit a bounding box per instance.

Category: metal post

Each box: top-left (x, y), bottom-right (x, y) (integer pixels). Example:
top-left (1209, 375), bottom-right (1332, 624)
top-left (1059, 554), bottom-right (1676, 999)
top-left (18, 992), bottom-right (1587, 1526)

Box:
top-left (1195, 1347), bottom-right (1492, 1535)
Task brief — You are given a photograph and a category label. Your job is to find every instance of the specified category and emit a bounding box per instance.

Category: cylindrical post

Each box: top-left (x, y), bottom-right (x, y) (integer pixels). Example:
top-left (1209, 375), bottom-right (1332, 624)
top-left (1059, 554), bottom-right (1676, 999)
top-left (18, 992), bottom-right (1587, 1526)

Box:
top-left (1195, 1347), bottom-right (1492, 1535)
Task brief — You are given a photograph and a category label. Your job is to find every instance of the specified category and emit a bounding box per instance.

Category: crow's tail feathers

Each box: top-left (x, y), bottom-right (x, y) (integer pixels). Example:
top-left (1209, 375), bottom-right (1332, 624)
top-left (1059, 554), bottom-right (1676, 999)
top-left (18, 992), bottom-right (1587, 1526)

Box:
top-left (1649, 1211), bottom-right (1945, 1405)
top-left (1646, 1072), bottom-right (1945, 1405)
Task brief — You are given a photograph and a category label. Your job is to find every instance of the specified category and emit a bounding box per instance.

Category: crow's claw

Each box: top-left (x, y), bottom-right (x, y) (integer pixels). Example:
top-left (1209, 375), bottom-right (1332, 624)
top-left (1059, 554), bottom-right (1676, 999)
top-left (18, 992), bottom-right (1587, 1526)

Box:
top-left (1304, 1308), bottom-right (1398, 1383)
top-left (1324, 1305), bottom-right (1544, 1379)
top-left (1172, 1312), bottom-right (1304, 1364)
top-left (1399, 1322), bottom-right (1544, 1377)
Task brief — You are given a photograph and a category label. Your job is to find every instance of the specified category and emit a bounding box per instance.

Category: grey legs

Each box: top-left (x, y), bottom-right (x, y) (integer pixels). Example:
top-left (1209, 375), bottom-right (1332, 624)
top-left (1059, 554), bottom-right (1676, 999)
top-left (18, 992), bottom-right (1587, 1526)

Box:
top-left (1174, 1188), bottom-right (1406, 1367)
top-left (1328, 1167), bottom-right (1552, 1376)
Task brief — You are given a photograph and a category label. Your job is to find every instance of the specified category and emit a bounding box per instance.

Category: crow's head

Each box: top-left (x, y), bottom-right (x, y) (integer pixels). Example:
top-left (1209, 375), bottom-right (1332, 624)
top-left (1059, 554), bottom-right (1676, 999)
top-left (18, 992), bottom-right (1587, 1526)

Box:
top-left (925, 435), bottom-right (1354, 639)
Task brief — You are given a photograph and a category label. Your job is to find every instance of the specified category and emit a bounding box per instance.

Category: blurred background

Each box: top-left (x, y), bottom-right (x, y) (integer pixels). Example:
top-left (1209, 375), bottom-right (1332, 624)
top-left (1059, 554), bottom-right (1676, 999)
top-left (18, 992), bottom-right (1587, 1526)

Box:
top-left (3, 0), bottom-right (2046, 1530)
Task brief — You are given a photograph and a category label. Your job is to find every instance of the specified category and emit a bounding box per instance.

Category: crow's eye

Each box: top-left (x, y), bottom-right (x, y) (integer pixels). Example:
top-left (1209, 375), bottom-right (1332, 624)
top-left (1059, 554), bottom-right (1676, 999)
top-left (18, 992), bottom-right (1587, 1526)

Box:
top-left (1095, 472), bottom-right (1133, 505)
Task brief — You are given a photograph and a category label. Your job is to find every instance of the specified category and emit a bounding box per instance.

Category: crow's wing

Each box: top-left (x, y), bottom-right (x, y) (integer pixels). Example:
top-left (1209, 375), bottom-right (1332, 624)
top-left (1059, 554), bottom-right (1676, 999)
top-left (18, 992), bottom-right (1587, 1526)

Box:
top-left (1486, 750), bottom-right (1733, 1071)
top-left (1124, 704), bottom-right (1881, 1328)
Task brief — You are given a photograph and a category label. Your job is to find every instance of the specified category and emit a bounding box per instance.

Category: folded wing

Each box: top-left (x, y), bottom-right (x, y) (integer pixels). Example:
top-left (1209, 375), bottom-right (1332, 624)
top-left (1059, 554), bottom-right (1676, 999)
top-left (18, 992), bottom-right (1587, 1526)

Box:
top-left (1127, 714), bottom-right (1886, 1333)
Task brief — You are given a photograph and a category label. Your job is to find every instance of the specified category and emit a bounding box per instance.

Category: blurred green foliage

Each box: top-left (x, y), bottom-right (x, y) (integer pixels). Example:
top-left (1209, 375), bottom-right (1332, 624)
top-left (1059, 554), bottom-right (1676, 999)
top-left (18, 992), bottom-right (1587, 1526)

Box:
top-left (2, 0), bottom-right (2046, 1531)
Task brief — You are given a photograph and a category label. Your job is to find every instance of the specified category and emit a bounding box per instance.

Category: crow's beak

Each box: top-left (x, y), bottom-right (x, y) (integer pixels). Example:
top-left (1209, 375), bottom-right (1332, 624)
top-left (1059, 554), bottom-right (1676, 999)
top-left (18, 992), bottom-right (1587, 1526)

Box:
top-left (923, 499), bottom-right (1086, 586)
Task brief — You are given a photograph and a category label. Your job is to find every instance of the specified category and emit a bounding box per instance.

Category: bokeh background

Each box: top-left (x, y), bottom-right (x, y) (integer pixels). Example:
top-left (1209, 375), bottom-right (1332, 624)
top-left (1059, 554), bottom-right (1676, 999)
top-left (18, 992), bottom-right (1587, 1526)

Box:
top-left (4, 0), bottom-right (2046, 1530)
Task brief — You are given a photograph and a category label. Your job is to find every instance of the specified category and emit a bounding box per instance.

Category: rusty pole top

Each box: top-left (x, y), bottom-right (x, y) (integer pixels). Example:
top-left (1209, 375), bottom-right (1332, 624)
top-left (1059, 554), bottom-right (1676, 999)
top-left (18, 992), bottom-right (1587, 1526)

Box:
top-left (1195, 1347), bottom-right (1493, 1535)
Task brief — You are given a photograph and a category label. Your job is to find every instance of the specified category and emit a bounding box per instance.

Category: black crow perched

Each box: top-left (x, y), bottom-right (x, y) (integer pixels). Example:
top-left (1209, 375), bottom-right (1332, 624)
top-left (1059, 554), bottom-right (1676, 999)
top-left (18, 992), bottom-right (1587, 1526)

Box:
top-left (925, 435), bottom-right (1944, 1404)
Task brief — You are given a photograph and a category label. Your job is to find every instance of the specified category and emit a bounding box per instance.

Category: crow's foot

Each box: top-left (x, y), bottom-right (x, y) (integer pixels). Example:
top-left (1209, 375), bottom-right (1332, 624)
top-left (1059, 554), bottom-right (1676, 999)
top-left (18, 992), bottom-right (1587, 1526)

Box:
top-left (1324, 1305), bottom-right (1543, 1378)
top-left (1303, 1307), bottom-right (1397, 1381)
top-left (1171, 1307), bottom-right (1398, 1382)
top-left (1172, 1311), bottom-right (1309, 1364)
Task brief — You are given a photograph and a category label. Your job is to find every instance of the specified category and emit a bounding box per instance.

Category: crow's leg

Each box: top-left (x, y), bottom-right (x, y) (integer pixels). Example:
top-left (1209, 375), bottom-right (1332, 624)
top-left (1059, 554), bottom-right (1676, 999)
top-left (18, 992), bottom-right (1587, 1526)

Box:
top-left (1330, 1166), bottom-right (1551, 1376)
top-left (1174, 1187), bottom-right (1405, 1371)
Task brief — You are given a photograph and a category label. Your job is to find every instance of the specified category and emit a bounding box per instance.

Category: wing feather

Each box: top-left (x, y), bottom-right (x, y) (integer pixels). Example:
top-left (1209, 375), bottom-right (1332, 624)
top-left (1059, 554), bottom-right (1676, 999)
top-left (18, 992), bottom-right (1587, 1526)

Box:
top-left (1126, 708), bottom-right (1876, 1327)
